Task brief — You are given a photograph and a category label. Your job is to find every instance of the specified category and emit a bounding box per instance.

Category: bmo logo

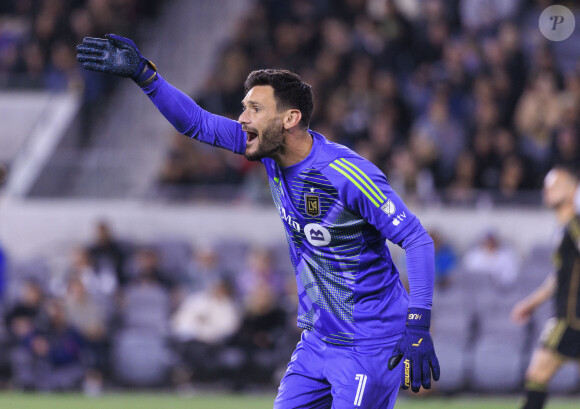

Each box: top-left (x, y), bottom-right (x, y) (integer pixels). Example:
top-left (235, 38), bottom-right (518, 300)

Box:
top-left (304, 223), bottom-right (331, 247)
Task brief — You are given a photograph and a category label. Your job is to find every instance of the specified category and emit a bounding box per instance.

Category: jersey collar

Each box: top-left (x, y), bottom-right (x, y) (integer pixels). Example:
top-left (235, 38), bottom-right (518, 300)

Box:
top-left (280, 130), bottom-right (322, 179)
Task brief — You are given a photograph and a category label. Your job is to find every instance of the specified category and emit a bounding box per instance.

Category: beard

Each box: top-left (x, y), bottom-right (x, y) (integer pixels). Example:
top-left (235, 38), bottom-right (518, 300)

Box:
top-left (244, 118), bottom-right (285, 161)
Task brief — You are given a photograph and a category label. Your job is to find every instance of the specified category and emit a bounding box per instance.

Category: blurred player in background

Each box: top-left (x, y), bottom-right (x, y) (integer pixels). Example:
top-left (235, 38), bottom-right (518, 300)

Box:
top-left (512, 166), bottom-right (580, 409)
top-left (76, 34), bottom-right (439, 408)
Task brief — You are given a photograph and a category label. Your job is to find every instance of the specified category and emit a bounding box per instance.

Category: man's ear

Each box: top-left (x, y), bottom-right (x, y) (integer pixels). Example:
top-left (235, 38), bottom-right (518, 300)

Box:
top-left (283, 109), bottom-right (302, 129)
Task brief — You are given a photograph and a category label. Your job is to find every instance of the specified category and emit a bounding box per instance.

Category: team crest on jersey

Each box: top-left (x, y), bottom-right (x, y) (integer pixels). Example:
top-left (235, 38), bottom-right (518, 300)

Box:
top-left (304, 194), bottom-right (321, 217)
top-left (381, 199), bottom-right (395, 216)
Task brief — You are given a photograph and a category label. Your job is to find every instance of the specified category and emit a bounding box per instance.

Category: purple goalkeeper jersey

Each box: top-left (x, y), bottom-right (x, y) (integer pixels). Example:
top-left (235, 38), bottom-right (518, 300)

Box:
top-left (142, 75), bottom-right (435, 346)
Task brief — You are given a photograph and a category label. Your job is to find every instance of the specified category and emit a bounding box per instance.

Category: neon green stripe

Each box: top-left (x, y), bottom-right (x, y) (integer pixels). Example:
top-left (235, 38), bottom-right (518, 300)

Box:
top-left (339, 158), bottom-right (387, 201)
top-left (325, 339), bottom-right (354, 345)
top-left (336, 247), bottom-right (360, 253)
top-left (329, 163), bottom-right (379, 207)
top-left (332, 334), bottom-right (355, 339)
top-left (334, 160), bottom-right (383, 205)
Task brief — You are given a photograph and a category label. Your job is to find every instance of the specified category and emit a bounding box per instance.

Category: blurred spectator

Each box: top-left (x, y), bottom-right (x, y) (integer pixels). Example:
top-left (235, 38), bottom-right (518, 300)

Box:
top-left (386, 146), bottom-right (435, 203)
top-left (66, 247), bottom-right (117, 314)
top-left (514, 70), bottom-right (561, 171)
top-left (497, 154), bottom-right (529, 202)
top-left (0, 162), bottom-right (6, 187)
top-left (5, 280), bottom-right (47, 338)
top-left (0, 0), bottom-right (165, 96)
top-left (170, 279), bottom-right (240, 387)
top-left (10, 299), bottom-right (86, 391)
top-left (471, 127), bottom-right (499, 189)
top-left (131, 246), bottom-right (173, 290)
top-left (462, 230), bottom-right (520, 287)
top-left (459, 0), bottom-right (522, 34)
top-left (44, 41), bottom-right (82, 91)
top-left (63, 276), bottom-right (108, 395)
top-left (236, 248), bottom-right (286, 302)
top-left (4, 281), bottom-right (46, 388)
top-left (171, 279), bottom-right (240, 344)
top-left (121, 250), bottom-right (171, 333)
top-left (64, 277), bottom-right (107, 342)
top-left (550, 125), bottom-right (580, 169)
top-left (410, 90), bottom-right (466, 186)
top-left (88, 220), bottom-right (128, 286)
top-left (232, 276), bottom-right (289, 385)
top-left (430, 230), bottom-right (458, 288)
top-left (0, 242), bottom-right (6, 302)
top-left (158, 133), bottom-right (197, 186)
top-left (446, 150), bottom-right (477, 204)
top-left (182, 245), bottom-right (227, 294)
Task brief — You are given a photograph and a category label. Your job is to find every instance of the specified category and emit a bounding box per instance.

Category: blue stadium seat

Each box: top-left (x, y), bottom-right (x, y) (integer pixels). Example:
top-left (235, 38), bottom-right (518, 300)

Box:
top-left (432, 342), bottom-right (467, 393)
top-left (471, 342), bottom-right (524, 392)
top-left (150, 237), bottom-right (193, 283)
top-left (112, 329), bottom-right (173, 386)
top-left (123, 284), bottom-right (170, 334)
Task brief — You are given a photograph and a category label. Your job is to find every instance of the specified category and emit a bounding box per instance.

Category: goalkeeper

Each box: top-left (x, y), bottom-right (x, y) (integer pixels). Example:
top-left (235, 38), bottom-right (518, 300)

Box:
top-left (77, 34), bottom-right (439, 408)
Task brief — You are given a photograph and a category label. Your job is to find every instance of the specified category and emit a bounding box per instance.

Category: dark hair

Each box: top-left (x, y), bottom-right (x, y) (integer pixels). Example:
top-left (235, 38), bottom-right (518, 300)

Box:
top-left (244, 69), bottom-right (313, 128)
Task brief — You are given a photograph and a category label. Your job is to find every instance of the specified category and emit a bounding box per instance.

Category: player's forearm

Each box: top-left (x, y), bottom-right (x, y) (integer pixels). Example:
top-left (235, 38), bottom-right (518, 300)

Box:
top-left (141, 74), bottom-right (246, 154)
top-left (401, 224), bottom-right (435, 310)
top-left (140, 73), bottom-right (201, 134)
top-left (528, 273), bottom-right (556, 308)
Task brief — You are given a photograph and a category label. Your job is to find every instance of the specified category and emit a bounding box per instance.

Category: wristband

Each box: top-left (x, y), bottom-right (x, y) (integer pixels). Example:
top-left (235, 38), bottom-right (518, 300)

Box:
top-left (406, 307), bottom-right (431, 329)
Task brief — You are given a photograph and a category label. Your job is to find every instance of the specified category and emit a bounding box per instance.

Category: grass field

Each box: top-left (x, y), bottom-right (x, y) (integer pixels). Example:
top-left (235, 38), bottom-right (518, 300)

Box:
top-left (0, 392), bottom-right (578, 409)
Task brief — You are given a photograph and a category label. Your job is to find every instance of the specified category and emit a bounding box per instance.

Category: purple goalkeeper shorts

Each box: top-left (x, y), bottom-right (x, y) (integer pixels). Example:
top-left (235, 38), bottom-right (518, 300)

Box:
top-left (274, 330), bottom-right (402, 409)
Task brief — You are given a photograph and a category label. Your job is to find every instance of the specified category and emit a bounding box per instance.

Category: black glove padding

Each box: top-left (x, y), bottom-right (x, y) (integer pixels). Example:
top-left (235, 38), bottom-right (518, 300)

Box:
top-left (76, 34), bottom-right (156, 85)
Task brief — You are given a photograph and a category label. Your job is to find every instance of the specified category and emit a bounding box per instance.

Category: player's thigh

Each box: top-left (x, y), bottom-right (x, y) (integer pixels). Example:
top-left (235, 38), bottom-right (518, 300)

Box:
top-left (274, 331), bottom-right (332, 409)
top-left (274, 372), bottom-right (332, 409)
top-left (525, 347), bottom-right (565, 383)
top-left (328, 341), bottom-right (401, 409)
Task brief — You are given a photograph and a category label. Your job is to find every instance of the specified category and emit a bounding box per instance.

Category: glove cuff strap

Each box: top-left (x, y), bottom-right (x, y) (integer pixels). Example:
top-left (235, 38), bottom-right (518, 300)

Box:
top-left (134, 60), bottom-right (158, 87)
top-left (406, 308), bottom-right (431, 329)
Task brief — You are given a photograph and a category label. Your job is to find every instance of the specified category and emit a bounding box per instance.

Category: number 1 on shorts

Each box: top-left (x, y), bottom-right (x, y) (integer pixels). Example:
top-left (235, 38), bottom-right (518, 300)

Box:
top-left (354, 374), bottom-right (368, 406)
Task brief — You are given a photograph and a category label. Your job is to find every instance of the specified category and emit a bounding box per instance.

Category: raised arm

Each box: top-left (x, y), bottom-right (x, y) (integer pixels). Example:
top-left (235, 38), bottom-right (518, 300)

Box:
top-left (141, 75), bottom-right (246, 153)
top-left (76, 34), bottom-right (246, 154)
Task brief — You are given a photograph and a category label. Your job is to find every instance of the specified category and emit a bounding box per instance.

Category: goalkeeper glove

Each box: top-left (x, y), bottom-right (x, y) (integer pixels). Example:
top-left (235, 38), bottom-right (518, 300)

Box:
top-left (387, 308), bottom-right (440, 392)
top-left (76, 34), bottom-right (157, 86)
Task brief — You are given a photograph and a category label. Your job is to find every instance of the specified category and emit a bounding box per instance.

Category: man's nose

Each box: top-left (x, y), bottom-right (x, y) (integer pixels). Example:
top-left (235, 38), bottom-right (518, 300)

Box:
top-left (238, 110), bottom-right (249, 124)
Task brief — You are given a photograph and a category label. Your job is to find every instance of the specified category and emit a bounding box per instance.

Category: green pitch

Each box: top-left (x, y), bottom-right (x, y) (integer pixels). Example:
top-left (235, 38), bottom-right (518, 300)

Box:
top-left (0, 392), bottom-right (578, 409)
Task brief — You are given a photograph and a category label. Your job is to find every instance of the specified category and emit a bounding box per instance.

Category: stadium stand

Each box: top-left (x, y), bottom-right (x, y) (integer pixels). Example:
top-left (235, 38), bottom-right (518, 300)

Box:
top-left (148, 0), bottom-right (580, 205)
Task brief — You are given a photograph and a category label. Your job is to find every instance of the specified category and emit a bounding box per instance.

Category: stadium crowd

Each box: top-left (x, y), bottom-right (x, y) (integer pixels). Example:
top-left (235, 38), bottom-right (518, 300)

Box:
top-left (157, 0), bottom-right (580, 205)
top-left (0, 221), bottom-right (302, 393)
top-left (2, 1), bottom-right (579, 204)
top-left (0, 0), bottom-right (163, 96)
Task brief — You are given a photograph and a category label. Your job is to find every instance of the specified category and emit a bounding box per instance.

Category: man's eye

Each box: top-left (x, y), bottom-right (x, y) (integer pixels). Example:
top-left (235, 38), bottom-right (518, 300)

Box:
top-left (253, 107), bottom-right (260, 113)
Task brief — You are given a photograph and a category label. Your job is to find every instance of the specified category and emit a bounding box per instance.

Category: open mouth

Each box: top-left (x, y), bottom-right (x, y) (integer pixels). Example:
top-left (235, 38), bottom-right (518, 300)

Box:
top-left (246, 131), bottom-right (258, 143)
